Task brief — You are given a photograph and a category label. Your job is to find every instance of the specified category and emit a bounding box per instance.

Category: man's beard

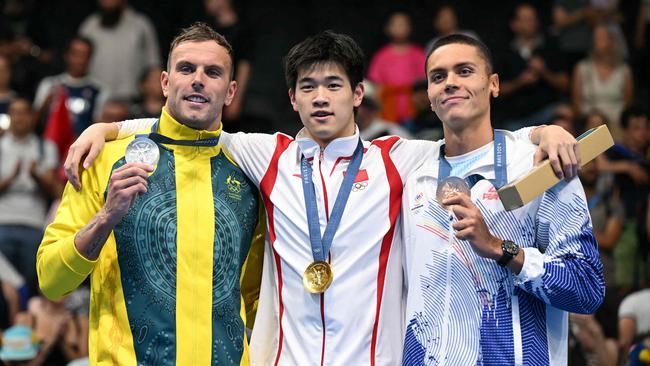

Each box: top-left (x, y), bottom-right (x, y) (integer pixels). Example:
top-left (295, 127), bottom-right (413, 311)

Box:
top-left (100, 7), bottom-right (124, 28)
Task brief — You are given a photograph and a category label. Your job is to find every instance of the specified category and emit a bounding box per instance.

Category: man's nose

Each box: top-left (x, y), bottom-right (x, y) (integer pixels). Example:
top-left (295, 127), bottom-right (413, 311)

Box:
top-left (444, 73), bottom-right (459, 93)
top-left (313, 86), bottom-right (329, 106)
top-left (192, 70), bottom-right (205, 90)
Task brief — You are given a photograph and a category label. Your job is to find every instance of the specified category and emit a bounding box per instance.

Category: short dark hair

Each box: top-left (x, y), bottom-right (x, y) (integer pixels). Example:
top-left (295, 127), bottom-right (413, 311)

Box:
top-left (167, 22), bottom-right (234, 79)
top-left (425, 34), bottom-right (494, 76)
top-left (284, 30), bottom-right (365, 90)
top-left (66, 36), bottom-right (94, 55)
top-left (8, 96), bottom-right (32, 111)
top-left (620, 105), bottom-right (648, 130)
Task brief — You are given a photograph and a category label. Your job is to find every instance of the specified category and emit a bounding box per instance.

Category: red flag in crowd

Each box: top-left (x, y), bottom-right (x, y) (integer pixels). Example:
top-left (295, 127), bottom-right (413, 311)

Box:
top-left (43, 87), bottom-right (73, 181)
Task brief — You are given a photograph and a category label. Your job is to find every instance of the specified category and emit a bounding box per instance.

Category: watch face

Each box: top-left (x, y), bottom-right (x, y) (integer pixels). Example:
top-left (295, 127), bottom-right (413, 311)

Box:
top-left (503, 240), bottom-right (519, 255)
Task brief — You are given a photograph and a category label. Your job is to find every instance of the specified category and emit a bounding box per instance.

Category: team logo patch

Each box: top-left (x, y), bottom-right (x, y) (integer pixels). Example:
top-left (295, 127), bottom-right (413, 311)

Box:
top-left (482, 186), bottom-right (499, 200)
top-left (411, 192), bottom-right (425, 211)
top-left (226, 174), bottom-right (242, 200)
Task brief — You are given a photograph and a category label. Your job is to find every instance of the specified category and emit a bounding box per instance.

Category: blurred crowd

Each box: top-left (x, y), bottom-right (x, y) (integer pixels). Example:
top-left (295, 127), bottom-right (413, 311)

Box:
top-left (0, 0), bottom-right (649, 365)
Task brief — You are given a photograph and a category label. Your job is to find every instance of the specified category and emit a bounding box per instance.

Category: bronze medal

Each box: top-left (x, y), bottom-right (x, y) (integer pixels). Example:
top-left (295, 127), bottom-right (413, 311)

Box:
top-left (303, 261), bottom-right (333, 294)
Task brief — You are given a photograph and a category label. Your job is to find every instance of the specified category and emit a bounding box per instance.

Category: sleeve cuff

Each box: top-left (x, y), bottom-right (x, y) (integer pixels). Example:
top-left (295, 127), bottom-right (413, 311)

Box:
top-left (514, 247), bottom-right (545, 284)
top-left (59, 236), bottom-right (98, 276)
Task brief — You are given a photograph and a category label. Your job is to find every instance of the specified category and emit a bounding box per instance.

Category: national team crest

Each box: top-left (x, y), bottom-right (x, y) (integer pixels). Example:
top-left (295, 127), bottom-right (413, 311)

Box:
top-left (350, 169), bottom-right (369, 192)
top-left (226, 174), bottom-right (242, 200)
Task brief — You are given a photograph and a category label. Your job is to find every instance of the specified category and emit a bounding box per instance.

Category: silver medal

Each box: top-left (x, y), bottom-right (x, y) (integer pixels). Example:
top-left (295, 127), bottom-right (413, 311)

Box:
top-left (436, 176), bottom-right (470, 210)
top-left (125, 137), bottom-right (159, 166)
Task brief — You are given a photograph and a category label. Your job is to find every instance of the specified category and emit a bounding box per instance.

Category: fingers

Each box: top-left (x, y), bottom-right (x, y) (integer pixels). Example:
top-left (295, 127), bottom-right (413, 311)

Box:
top-left (64, 144), bottom-right (86, 190)
top-left (110, 175), bottom-right (149, 192)
top-left (557, 143), bottom-right (579, 180)
top-left (573, 142), bottom-right (582, 172)
top-left (441, 193), bottom-right (472, 209)
top-left (545, 145), bottom-right (564, 179)
top-left (84, 142), bottom-right (103, 169)
top-left (454, 227), bottom-right (474, 241)
top-left (451, 216), bottom-right (477, 232)
top-left (105, 165), bottom-right (151, 217)
top-left (110, 163), bottom-right (154, 182)
top-left (533, 148), bottom-right (548, 167)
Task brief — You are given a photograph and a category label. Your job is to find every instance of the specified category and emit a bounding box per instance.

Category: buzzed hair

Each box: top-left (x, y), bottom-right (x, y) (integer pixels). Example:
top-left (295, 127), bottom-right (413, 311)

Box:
top-left (426, 34), bottom-right (494, 76)
top-left (167, 22), bottom-right (234, 79)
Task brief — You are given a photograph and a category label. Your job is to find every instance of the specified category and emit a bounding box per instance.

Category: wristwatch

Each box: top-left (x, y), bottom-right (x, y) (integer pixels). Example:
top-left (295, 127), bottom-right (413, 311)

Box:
top-left (497, 240), bottom-right (519, 267)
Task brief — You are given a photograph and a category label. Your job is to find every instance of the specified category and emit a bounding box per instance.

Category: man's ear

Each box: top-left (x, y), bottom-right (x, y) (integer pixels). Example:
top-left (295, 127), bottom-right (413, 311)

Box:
top-left (223, 81), bottom-right (238, 106)
top-left (288, 88), bottom-right (298, 112)
top-left (489, 73), bottom-right (500, 98)
top-left (353, 82), bottom-right (365, 108)
top-left (161, 71), bottom-right (169, 98)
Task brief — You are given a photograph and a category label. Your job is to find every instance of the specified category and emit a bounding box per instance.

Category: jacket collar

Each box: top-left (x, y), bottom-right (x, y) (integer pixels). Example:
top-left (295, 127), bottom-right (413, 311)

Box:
top-left (295, 126), bottom-right (361, 164)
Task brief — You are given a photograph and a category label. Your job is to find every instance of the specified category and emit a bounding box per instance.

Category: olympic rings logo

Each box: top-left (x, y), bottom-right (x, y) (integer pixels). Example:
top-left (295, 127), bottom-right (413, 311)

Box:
top-left (352, 181), bottom-right (368, 192)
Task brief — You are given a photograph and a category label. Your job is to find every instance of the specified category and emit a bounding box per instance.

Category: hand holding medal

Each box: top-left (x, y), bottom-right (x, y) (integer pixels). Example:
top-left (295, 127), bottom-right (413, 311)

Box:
top-left (436, 176), bottom-right (471, 212)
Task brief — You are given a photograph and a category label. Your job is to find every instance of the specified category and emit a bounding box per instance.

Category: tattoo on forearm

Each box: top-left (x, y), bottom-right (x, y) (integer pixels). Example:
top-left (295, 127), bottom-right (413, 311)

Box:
top-left (76, 214), bottom-right (111, 259)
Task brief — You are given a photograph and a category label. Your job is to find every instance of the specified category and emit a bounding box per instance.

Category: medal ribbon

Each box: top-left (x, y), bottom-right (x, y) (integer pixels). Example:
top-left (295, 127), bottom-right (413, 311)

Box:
top-left (438, 130), bottom-right (507, 189)
top-left (134, 119), bottom-right (220, 147)
top-left (301, 140), bottom-right (363, 262)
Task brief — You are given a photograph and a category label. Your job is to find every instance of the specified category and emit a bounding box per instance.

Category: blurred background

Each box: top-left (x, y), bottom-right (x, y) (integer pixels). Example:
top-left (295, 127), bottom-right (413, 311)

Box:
top-left (0, 0), bottom-right (649, 364)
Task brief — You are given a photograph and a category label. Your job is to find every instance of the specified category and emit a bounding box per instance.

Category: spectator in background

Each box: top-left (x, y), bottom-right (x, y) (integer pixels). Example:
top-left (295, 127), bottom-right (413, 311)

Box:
top-left (33, 37), bottom-right (108, 138)
top-left (202, 0), bottom-right (255, 130)
top-left (569, 313), bottom-right (619, 365)
top-left (0, 275), bottom-right (19, 331)
top-left (425, 4), bottom-right (479, 53)
top-left (402, 79), bottom-right (442, 141)
top-left (580, 158), bottom-right (624, 339)
top-left (18, 290), bottom-right (89, 365)
top-left (550, 102), bottom-right (578, 136)
top-left (357, 80), bottom-right (412, 141)
top-left (619, 288), bottom-right (650, 361)
top-left (0, 251), bottom-right (25, 314)
top-left (572, 24), bottom-right (634, 139)
top-left (79, 0), bottom-right (161, 100)
top-left (606, 107), bottom-right (649, 217)
top-left (552, 0), bottom-right (599, 68)
top-left (0, 98), bottom-right (60, 298)
top-left (0, 55), bottom-right (16, 117)
top-left (632, 0), bottom-right (650, 105)
top-left (604, 107), bottom-right (649, 291)
top-left (128, 66), bottom-right (164, 119)
top-left (582, 109), bottom-right (609, 131)
top-left (496, 3), bottom-right (570, 130)
top-left (99, 99), bottom-right (129, 124)
top-left (368, 11), bottom-right (425, 124)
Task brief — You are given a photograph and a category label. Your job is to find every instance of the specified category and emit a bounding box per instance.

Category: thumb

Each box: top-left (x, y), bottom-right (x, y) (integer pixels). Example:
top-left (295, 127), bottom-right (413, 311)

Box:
top-left (533, 148), bottom-right (547, 166)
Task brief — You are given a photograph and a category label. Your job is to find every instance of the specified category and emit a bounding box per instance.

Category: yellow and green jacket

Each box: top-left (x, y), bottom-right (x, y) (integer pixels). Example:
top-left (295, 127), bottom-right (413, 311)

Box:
top-left (37, 109), bottom-right (264, 365)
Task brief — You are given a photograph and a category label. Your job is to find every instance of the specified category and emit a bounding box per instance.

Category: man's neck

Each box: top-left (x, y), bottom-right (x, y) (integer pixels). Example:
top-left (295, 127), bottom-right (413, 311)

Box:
top-left (8, 130), bottom-right (31, 141)
top-left (66, 71), bottom-right (87, 80)
top-left (442, 118), bottom-right (493, 156)
top-left (165, 107), bottom-right (220, 132)
top-left (305, 124), bottom-right (356, 150)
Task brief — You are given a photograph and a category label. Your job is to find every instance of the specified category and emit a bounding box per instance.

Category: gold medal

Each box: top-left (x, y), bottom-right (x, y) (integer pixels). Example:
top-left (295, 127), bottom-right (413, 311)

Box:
top-left (303, 261), bottom-right (333, 294)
